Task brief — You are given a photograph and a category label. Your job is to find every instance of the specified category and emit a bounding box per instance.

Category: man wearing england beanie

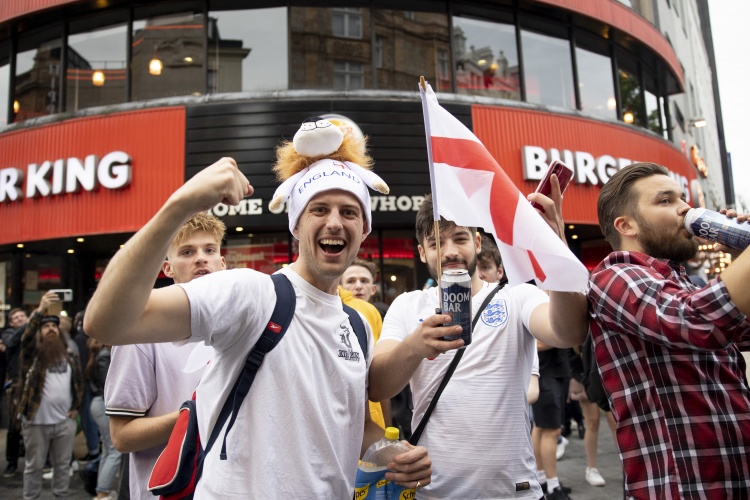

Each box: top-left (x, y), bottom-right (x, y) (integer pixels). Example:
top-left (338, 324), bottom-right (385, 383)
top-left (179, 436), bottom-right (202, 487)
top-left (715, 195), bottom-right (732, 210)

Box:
top-left (84, 118), bottom-right (432, 497)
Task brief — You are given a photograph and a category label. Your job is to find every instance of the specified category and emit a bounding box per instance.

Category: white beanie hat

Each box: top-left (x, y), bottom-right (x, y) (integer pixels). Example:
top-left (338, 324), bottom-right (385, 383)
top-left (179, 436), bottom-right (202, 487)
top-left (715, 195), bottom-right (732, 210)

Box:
top-left (284, 158), bottom-right (373, 237)
top-left (269, 118), bottom-right (389, 239)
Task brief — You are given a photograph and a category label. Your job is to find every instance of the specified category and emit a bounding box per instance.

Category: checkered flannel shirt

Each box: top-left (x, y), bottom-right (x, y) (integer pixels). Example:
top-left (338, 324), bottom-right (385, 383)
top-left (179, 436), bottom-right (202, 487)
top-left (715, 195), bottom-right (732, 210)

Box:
top-left (588, 251), bottom-right (750, 499)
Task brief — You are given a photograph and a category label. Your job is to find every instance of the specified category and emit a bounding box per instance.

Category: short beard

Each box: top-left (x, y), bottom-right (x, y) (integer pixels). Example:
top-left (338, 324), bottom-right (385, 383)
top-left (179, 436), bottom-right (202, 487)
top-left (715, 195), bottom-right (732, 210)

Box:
top-left (635, 212), bottom-right (698, 263)
top-left (36, 335), bottom-right (69, 371)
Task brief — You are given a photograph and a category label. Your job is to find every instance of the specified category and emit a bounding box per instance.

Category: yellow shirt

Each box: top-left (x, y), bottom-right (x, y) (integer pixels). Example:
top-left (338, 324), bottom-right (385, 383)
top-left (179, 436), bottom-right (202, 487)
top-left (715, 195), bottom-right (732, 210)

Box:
top-left (338, 287), bottom-right (385, 429)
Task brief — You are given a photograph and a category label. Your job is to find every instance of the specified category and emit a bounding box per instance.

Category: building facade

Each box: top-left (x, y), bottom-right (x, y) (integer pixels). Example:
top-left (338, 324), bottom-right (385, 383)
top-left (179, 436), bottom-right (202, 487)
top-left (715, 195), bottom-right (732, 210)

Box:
top-left (0, 0), bottom-right (728, 318)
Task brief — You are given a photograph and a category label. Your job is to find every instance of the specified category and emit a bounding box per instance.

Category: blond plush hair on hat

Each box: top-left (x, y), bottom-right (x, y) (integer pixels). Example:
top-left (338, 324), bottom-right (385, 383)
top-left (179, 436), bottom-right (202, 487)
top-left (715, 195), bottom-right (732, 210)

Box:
top-left (270, 117), bottom-right (389, 237)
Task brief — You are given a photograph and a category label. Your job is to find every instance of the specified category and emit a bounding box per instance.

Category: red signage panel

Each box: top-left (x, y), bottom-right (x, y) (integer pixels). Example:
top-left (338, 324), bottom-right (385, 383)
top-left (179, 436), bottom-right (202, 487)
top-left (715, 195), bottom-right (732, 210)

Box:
top-left (471, 105), bottom-right (698, 225)
top-left (0, 107), bottom-right (186, 244)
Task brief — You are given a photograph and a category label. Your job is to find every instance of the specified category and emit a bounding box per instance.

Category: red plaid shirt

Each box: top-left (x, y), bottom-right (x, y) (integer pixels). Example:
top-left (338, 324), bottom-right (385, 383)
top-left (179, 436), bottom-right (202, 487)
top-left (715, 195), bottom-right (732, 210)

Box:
top-left (588, 251), bottom-right (750, 500)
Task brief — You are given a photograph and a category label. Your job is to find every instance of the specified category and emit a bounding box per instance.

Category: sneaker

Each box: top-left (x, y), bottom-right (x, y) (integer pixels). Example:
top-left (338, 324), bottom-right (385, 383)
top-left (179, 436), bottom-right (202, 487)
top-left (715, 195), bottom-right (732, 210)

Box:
top-left (2, 463), bottom-right (17, 477)
top-left (541, 482), bottom-right (571, 496)
top-left (546, 485), bottom-right (572, 500)
top-left (585, 467), bottom-right (606, 486)
top-left (556, 436), bottom-right (569, 460)
top-left (42, 466), bottom-right (76, 480)
top-left (93, 492), bottom-right (117, 499)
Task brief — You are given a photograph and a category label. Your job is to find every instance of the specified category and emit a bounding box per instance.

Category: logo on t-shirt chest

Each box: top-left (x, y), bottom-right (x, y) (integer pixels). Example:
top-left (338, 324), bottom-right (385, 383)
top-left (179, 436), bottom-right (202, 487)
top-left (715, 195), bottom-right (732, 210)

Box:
top-left (481, 299), bottom-right (508, 328)
top-left (338, 324), bottom-right (361, 363)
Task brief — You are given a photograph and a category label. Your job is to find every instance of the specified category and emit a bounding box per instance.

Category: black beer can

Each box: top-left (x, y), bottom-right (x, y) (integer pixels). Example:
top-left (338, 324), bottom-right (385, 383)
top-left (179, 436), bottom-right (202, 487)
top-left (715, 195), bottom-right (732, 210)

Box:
top-left (440, 269), bottom-right (473, 345)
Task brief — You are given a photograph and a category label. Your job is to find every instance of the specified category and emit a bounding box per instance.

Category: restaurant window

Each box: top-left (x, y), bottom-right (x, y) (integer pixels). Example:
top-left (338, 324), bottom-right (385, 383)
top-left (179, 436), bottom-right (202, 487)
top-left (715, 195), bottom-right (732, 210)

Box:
top-left (372, 9), bottom-right (450, 92)
top-left (207, 7), bottom-right (287, 93)
top-left (131, 11), bottom-right (206, 101)
top-left (521, 29), bottom-right (575, 109)
top-left (333, 61), bottom-right (364, 90)
top-left (452, 15), bottom-right (520, 100)
top-left (659, 96), bottom-right (669, 140)
top-left (375, 36), bottom-right (383, 69)
top-left (642, 69), bottom-right (662, 134)
top-left (0, 41), bottom-right (9, 126)
top-left (14, 28), bottom-right (63, 122)
top-left (332, 8), bottom-right (363, 39)
top-left (290, 7), bottom-right (369, 90)
top-left (574, 34), bottom-right (616, 120)
top-left (224, 233), bottom-right (290, 275)
top-left (66, 21), bottom-right (128, 112)
top-left (617, 54), bottom-right (644, 127)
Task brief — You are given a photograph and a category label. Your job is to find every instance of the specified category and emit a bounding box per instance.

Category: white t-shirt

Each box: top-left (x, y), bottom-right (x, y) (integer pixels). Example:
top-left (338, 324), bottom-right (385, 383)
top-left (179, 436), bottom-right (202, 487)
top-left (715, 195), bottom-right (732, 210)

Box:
top-left (105, 342), bottom-right (205, 500)
top-left (380, 282), bottom-right (547, 499)
top-left (179, 266), bottom-right (372, 499)
top-left (30, 359), bottom-right (72, 425)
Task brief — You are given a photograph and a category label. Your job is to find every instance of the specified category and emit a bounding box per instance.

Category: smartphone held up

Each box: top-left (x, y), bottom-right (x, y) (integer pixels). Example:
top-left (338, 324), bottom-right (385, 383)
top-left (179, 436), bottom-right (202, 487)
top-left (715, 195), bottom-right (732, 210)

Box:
top-left (530, 160), bottom-right (574, 213)
top-left (47, 289), bottom-right (73, 315)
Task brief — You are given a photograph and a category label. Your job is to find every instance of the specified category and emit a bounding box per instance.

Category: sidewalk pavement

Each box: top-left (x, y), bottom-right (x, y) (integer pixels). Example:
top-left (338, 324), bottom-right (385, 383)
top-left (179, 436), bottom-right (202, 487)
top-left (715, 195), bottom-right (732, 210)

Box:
top-left (0, 427), bottom-right (102, 499)
top-left (555, 421), bottom-right (624, 499)
top-left (0, 421), bottom-right (623, 499)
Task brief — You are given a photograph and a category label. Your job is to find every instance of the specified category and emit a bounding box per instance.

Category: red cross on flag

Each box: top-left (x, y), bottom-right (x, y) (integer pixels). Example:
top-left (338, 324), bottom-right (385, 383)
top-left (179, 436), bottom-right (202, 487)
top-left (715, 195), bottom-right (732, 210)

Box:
top-left (420, 82), bottom-right (588, 291)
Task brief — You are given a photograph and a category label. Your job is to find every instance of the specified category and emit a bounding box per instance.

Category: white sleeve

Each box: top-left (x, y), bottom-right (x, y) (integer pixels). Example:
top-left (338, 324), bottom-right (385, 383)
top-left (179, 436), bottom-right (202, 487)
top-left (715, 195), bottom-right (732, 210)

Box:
top-left (104, 344), bottom-right (156, 417)
top-left (378, 292), bottom-right (415, 343)
top-left (177, 268), bottom-right (274, 352)
top-left (517, 284), bottom-right (550, 331)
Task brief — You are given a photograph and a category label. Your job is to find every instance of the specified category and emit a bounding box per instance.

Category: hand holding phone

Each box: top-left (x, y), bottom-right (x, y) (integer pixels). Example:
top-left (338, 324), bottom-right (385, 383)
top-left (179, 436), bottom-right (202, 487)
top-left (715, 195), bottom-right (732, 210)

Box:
top-left (530, 160), bottom-right (574, 213)
top-left (49, 289), bottom-right (73, 302)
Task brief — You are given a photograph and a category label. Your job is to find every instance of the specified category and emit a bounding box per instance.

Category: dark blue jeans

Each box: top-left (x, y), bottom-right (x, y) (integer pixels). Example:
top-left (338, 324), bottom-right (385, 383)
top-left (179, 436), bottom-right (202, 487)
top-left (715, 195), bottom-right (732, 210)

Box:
top-left (80, 389), bottom-right (100, 455)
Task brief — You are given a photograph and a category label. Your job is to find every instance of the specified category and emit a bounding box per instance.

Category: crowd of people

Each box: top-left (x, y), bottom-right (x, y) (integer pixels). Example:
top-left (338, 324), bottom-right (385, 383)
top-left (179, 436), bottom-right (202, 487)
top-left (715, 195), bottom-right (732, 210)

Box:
top-left (0, 117), bottom-right (748, 499)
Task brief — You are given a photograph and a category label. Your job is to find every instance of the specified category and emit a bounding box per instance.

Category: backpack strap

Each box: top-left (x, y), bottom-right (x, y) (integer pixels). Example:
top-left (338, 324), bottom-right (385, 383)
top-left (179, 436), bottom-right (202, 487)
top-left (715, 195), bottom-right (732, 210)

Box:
top-left (343, 304), bottom-right (368, 361)
top-left (200, 273), bottom-right (296, 473)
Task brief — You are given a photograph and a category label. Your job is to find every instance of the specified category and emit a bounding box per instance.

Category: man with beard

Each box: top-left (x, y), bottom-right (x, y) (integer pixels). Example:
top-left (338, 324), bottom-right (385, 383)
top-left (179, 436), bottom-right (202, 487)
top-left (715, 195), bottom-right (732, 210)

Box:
top-left (368, 190), bottom-right (589, 500)
top-left (589, 162), bottom-right (750, 499)
top-left (17, 291), bottom-right (84, 499)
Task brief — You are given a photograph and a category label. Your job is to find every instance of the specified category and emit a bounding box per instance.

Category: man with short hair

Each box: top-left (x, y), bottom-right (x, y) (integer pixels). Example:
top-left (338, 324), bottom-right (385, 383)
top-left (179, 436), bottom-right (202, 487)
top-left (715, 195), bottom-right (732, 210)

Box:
top-left (341, 258), bottom-right (379, 303)
top-left (18, 291), bottom-right (84, 500)
top-left (589, 162), bottom-right (750, 498)
top-left (104, 212), bottom-right (226, 500)
top-left (2, 307), bottom-right (29, 477)
top-left (340, 259), bottom-right (391, 429)
top-left (477, 232), bottom-right (505, 285)
top-left (86, 155), bottom-right (431, 497)
top-left (369, 186), bottom-right (588, 499)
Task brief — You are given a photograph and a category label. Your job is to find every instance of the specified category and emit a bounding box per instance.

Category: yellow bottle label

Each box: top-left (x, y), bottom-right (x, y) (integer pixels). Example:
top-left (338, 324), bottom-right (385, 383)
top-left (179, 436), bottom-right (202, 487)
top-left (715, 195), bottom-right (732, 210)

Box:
top-left (354, 484), bottom-right (369, 498)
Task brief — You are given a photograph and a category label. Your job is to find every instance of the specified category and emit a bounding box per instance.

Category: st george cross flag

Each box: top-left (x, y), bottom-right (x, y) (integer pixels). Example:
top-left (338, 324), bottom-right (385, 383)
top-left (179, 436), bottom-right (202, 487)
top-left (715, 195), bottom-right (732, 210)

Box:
top-left (420, 82), bottom-right (588, 291)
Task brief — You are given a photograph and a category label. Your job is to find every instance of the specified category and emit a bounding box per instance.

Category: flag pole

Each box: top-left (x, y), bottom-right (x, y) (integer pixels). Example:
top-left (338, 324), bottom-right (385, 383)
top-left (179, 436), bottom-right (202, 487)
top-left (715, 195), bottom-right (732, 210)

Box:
top-left (419, 76), bottom-right (442, 286)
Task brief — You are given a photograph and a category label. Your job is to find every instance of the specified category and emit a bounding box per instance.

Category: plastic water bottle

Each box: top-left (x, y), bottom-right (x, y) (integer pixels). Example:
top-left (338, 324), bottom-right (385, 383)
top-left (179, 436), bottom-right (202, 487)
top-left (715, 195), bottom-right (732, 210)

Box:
top-left (359, 427), bottom-right (409, 472)
top-left (355, 427), bottom-right (415, 499)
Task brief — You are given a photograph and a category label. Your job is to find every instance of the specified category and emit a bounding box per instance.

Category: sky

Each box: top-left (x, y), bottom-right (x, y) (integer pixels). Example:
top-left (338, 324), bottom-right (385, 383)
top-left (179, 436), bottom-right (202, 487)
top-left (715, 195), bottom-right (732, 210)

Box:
top-left (708, 0), bottom-right (750, 210)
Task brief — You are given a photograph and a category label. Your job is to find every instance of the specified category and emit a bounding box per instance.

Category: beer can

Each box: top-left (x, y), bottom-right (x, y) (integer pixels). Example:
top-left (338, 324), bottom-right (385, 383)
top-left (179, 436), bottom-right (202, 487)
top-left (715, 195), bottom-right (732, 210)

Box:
top-left (439, 269), bottom-right (473, 345)
top-left (684, 208), bottom-right (750, 250)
